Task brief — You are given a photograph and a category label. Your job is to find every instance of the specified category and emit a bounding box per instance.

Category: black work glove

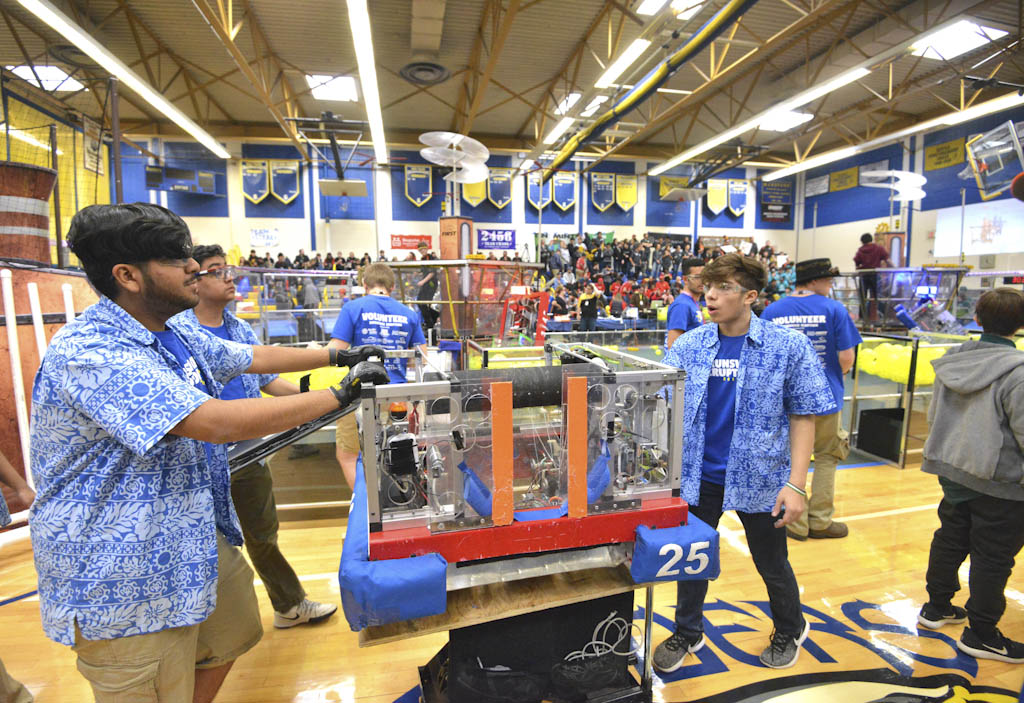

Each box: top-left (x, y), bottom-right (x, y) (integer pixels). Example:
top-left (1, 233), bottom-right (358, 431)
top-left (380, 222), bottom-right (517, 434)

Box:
top-left (329, 361), bottom-right (389, 408)
top-left (329, 345), bottom-right (386, 368)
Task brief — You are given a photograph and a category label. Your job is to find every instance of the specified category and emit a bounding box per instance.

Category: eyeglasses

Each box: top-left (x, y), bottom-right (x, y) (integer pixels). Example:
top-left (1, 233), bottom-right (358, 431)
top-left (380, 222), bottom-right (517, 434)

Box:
top-left (197, 266), bottom-right (239, 281)
top-left (706, 282), bottom-right (749, 295)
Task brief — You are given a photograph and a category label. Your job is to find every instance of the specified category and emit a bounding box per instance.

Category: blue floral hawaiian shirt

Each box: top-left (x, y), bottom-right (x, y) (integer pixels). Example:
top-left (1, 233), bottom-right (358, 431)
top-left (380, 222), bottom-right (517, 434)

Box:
top-left (29, 296), bottom-right (252, 646)
top-left (664, 314), bottom-right (837, 513)
top-left (0, 491), bottom-right (9, 527)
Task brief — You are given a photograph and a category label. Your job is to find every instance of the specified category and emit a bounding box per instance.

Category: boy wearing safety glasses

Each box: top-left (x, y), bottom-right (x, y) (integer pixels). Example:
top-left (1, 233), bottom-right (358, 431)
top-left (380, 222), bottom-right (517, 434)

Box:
top-left (656, 253), bottom-right (836, 672)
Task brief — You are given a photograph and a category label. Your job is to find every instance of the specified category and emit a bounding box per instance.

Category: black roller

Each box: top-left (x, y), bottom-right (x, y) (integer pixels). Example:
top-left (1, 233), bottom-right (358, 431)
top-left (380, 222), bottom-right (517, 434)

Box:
top-left (424, 363), bottom-right (606, 412)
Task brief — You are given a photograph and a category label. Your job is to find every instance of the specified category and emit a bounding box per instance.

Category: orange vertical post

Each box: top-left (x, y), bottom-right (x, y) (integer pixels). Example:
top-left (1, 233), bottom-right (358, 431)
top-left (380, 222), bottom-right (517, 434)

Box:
top-left (490, 381), bottom-right (514, 526)
top-left (567, 375), bottom-right (588, 518)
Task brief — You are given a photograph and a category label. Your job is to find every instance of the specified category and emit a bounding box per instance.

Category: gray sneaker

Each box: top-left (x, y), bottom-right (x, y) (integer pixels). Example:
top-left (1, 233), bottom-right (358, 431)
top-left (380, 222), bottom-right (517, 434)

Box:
top-left (759, 619), bottom-right (810, 669)
top-left (652, 632), bottom-right (705, 673)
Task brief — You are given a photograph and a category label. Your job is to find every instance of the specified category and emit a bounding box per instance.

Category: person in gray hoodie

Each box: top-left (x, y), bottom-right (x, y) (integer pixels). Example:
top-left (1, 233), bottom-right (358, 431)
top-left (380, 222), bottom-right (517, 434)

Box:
top-left (917, 287), bottom-right (1024, 664)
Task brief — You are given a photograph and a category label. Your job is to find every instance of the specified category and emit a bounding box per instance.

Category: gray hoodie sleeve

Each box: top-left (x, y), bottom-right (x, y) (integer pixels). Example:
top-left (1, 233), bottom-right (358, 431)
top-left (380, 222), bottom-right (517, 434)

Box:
top-left (1003, 375), bottom-right (1024, 459)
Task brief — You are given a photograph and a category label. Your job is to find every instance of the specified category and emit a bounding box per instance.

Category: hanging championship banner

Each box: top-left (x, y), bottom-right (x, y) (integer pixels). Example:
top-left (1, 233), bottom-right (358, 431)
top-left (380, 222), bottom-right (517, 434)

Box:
top-left (659, 175), bottom-right (689, 198)
top-left (705, 179), bottom-right (727, 215)
top-left (405, 165), bottom-right (432, 206)
top-left (615, 174), bottom-right (638, 211)
top-left (527, 171), bottom-right (552, 209)
top-left (462, 179), bottom-right (486, 207)
top-left (727, 179), bottom-right (747, 216)
top-left (487, 168), bottom-right (512, 208)
top-left (591, 173), bottom-right (615, 212)
top-left (761, 179), bottom-right (792, 223)
top-left (241, 160), bottom-right (269, 204)
top-left (270, 161), bottom-right (300, 204)
top-left (552, 172), bottom-right (576, 211)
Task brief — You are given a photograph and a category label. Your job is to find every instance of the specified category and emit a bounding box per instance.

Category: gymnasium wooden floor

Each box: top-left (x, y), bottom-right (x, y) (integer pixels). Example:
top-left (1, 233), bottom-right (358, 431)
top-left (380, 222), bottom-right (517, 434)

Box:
top-left (2, 459), bottom-right (1023, 702)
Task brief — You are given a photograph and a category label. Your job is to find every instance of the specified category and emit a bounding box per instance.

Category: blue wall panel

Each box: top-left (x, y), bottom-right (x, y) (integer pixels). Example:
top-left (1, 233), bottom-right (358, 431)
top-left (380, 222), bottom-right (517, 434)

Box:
top-left (162, 142), bottom-right (228, 217)
top-left (118, 140), bottom-right (151, 205)
top-left (585, 159), bottom-right (635, 227)
top-left (241, 143), bottom-right (304, 219)
top-left (646, 162), bottom-right (693, 228)
top-left (464, 154), bottom-right (513, 224)
top-left (918, 105), bottom-right (1024, 211)
top-left (391, 150), bottom-right (444, 221)
top-left (700, 167), bottom-right (746, 229)
top-left (801, 144), bottom-right (902, 228)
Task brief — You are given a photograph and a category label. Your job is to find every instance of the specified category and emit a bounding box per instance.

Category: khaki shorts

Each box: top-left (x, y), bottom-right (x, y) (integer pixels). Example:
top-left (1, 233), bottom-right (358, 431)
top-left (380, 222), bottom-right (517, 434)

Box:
top-left (336, 410), bottom-right (361, 455)
top-left (72, 533), bottom-right (263, 703)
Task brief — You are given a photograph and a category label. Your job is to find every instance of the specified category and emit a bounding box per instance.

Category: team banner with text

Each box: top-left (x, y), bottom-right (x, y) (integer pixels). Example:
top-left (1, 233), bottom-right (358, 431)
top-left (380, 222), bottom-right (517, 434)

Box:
top-left (241, 160), bottom-right (269, 204)
top-left (391, 234), bottom-right (433, 249)
top-left (487, 168), bottom-right (512, 208)
top-left (805, 174), bottom-right (829, 197)
top-left (615, 174), bottom-right (638, 211)
top-left (705, 179), bottom-right (727, 215)
top-left (727, 179), bottom-right (747, 216)
top-left (552, 172), bottom-right (577, 211)
top-left (591, 173), bottom-right (615, 212)
top-left (270, 161), bottom-right (300, 204)
top-left (760, 180), bottom-right (792, 223)
top-left (462, 179), bottom-right (486, 207)
top-left (527, 171), bottom-right (552, 209)
top-left (477, 228), bottom-right (516, 250)
top-left (405, 165), bottom-right (433, 206)
top-left (830, 166), bottom-right (858, 192)
top-left (925, 137), bottom-right (965, 171)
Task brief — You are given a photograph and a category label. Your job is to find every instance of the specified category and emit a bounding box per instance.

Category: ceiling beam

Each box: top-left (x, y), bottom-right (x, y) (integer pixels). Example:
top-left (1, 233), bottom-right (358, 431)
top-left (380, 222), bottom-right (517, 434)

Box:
top-left (460, 0), bottom-right (521, 135)
top-left (191, 0), bottom-right (309, 159)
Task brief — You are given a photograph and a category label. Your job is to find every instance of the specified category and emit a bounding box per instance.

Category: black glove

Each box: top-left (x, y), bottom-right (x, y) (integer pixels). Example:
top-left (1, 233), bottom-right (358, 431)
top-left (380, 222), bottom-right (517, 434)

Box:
top-left (329, 345), bottom-right (386, 368)
top-left (329, 361), bottom-right (389, 408)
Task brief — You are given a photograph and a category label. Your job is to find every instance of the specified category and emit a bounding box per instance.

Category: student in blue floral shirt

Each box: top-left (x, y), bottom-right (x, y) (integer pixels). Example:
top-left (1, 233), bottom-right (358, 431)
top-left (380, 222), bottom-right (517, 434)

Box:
top-left (29, 203), bottom-right (386, 703)
top-left (655, 253), bottom-right (836, 672)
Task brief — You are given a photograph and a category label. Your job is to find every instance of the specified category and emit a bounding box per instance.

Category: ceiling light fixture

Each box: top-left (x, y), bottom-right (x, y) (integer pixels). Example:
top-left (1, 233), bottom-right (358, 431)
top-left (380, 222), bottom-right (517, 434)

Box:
top-left (14, 0), bottom-right (230, 158)
top-left (6, 64), bottom-right (83, 91)
top-left (762, 91), bottom-right (1024, 182)
top-left (346, 0), bottom-right (388, 165)
top-left (555, 92), bottom-right (582, 115)
top-left (758, 109), bottom-right (814, 132)
top-left (911, 19), bottom-right (1008, 61)
top-left (636, 0), bottom-right (670, 15)
top-left (580, 96), bottom-right (609, 117)
top-left (305, 74), bottom-right (359, 102)
top-left (671, 0), bottom-right (704, 20)
top-left (543, 117), bottom-right (576, 145)
top-left (595, 39), bottom-right (651, 89)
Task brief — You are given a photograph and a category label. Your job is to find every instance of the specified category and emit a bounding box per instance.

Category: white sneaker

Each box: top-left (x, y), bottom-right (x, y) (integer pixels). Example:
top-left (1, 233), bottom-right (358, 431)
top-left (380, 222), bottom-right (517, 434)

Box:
top-left (273, 599), bottom-right (338, 629)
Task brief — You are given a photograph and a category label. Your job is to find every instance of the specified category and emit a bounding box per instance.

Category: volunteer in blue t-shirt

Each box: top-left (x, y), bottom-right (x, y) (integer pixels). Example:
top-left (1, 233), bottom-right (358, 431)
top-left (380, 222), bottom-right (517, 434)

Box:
top-left (665, 258), bottom-right (705, 347)
top-left (761, 257), bottom-right (862, 541)
top-left (330, 262), bottom-right (428, 488)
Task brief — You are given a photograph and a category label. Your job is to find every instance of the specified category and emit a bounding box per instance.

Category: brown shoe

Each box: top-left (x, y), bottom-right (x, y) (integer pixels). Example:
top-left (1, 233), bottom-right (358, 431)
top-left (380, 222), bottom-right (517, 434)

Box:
top-left (786, 528), bottom-right (807, 541)
top-left (809, 521), bottom-right (849, 539)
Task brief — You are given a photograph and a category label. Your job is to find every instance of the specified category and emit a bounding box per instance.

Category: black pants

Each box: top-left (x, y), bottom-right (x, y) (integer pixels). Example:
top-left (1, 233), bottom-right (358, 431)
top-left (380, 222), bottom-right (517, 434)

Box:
top-left (675, 480), bottom-right (803, 638)
top-left (925, 494), bottom-right (1024, 638)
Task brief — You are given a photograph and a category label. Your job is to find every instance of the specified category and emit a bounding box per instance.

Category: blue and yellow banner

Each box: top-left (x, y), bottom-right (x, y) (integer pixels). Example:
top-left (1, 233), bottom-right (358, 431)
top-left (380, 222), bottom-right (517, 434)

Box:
top-left (591, 173), bottom-right (615, 212)
top-left (615, 174), bottom-right (638, 211)
top-left (405, 165), bottom-right (433, 206)
top-left (552, 172), bottom-right (576, 211)
top-left (270, 161), bottom-right (300, 204)
top-left (706, 179), bottom-right (727, 215)
top-left (241, 160), bottom-right (269, 204)
top-left (487, 168), bottom-right (512, 208)
top-left (462, 179), bottom-right (486, 207)
top-left (527, 171), bottom-right (552, 209)
top-left (728, 179), bottom-right (747, 216)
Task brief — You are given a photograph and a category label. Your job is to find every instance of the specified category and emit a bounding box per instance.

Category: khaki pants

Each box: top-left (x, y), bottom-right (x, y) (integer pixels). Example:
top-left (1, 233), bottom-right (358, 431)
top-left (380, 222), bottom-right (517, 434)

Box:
top-left (0, 656), bottom-right (33, 703)
top-left (335, 411), bottom-right (361, 455)
top-left (72, 534), bottom-right (263, 703)
top-left (230, 461), bottom-right (306, 614)
top-left (792, 412), bottom-right (850, 535)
